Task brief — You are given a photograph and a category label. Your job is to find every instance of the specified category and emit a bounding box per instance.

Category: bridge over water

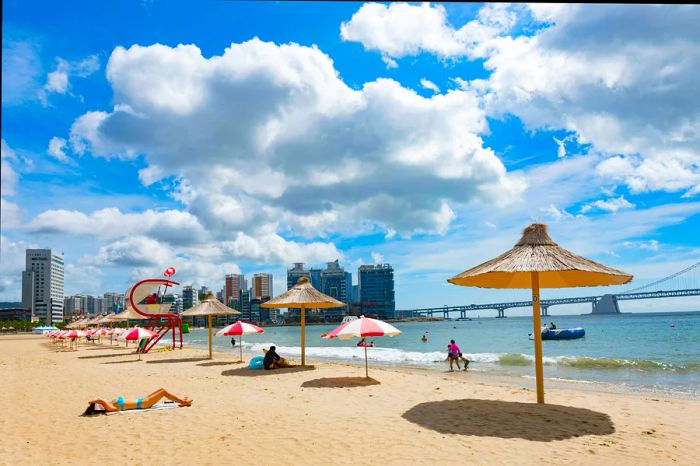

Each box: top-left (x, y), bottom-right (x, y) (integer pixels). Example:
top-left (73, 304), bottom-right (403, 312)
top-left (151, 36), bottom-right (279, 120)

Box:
top-left (396, 261), bottom-right (700, 319)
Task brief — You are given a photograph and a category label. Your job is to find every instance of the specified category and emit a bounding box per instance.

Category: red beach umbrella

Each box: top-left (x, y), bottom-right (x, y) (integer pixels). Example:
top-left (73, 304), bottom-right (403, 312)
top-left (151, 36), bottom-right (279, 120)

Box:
top-left (216, 321), bottom-right (265, 361)
top-left (119, 327), bottom-right (158, 360)
top-left (322, 316), bottom-right (401, 377)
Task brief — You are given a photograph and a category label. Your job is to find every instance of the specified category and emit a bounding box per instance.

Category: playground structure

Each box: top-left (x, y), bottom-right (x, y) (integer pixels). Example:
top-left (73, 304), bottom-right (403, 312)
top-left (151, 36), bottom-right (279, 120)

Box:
top-left (129, 276), bottom-right (183, 354)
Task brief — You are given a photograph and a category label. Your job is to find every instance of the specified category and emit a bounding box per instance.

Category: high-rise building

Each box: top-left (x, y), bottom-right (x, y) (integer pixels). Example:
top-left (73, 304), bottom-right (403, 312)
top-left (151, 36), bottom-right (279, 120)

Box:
top-left (21, 249), bottom-right (65, 323)
top-left (63, 295), bottom-right (83, 318)
top-left (358, 264), bottom-right (395, 319)
top-left (198, 286), bottom-right (209, 301)
top-left (321, 260), bottom-right (351, 304)
top-left (239, 289), bottom-right (252, 321)
top-left (182, 285), bottom-right (198, 311)
top-left (103, 292), bottom-right (121, 313)
top-left (309, 268), bottom-right (323, 291)
top-left (84, 295), bottom-right (102, 316)
top-left (225, 274), bottom-right (246, 307)
top-left (287, 263), bottom-right (309, 289)
top-left (252, 273), bottom-right (273, 299)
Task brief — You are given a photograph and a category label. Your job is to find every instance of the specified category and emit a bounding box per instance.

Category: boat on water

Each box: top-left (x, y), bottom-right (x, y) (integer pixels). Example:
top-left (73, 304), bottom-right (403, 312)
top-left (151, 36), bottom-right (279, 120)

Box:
top-left (529, 327), bottom-right (586, 340)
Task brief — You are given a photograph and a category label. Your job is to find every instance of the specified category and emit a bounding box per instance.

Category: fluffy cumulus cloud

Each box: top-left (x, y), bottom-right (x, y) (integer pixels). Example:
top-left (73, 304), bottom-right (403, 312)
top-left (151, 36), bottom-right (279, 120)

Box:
top-left (344, 3), bottom-right (700, 197)
top-left (0, 236), bottom-right (35, 299)
top-left (39, 55), bottom-right (100, 103)
top-left (47, 136), bottom-right (70, 162)
top-left (340, 2), bottom-right (518, 60)
top-left (420, 78), bottom-right (440, 94)
top-left (68, 38), bottom-right (524, 239)
top-left (467, 4), bottom-right (700, 197)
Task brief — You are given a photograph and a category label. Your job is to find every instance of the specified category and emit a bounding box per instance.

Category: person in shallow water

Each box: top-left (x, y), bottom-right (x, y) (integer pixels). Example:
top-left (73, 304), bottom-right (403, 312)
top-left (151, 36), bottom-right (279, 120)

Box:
top-left (357, 338), bottom-right (374, 347)
top-left (421, 333), bottom-right (428, 342)
top-left (231, 337), bottom-right (236, 347)
top-left (83, 388), bottom-right (192, 415)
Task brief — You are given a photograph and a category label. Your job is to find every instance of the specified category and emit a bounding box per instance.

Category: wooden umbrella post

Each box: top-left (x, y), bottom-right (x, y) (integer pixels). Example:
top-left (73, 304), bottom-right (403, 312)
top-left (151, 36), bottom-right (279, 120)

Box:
top-left (531, 271), bottom-right (545, 404)
top-left (208, 315), bottom-right (213, 360)
top-left (301, 304), bottom-right (306, 366)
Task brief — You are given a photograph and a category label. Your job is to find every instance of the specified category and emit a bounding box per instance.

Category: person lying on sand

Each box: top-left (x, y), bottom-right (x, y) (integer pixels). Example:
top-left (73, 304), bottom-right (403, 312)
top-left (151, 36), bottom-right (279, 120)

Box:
top-left (83, 388), bottom-right (192, 415)
top-left (263, 345), bottom-right (296, 370)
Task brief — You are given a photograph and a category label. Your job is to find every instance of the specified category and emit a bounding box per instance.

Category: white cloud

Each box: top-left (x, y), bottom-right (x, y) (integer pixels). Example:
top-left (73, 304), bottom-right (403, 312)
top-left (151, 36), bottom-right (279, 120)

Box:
top-left (1, 139), bottom-right (18, 195)
top-left (371, 251), bottom-right (384, 264)
top-left (95, 236), bottom-right (173, 267)
top-left (468, 4), bottom-right (700, 196)
top-left (0, 198), bottom-right (22, 229)
top-left (381, 55), bottom-right (398, 69)
top-left (340, 3), bottom-right (519, 60)
top-left (420, 78), bottom-right (440, 94)
top-left (0, 236), bottom-right (36, 300)
top-left (39, 55), bottom-right (100, 103)
top-left (68, 38), bottom-right (524, 238)
top-left (28, 207), bottom-right (207, 246)
top-left (47, 137), bottom-right (70, 162)
top-left (580, 195), bottom-right (635, 214)
top-left (1, 39), bottom-right (42, 105)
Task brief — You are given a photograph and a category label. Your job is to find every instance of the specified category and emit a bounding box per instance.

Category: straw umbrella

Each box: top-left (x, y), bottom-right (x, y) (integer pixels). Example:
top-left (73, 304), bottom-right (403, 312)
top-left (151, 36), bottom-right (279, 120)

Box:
top-left (448, 223), bottom-right (632, 403)
top-left (262, 276), bottom-right (344, 366)
top-left (180, 292), bottom-right (240, 359)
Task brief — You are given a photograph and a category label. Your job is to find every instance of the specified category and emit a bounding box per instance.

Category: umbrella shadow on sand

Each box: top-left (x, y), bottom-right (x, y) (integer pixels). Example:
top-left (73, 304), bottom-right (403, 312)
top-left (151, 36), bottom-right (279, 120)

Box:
top-left (146, 357), bottom-right (211, 364)
top-left (402, 399), bottom-right (615, 441)
top-left (78, 352), bottom-right (135, 360)
top-left (197, 360), bottom-right (245, 367)
top-left (221, 366), bottom-right (316, 377)
top-left (301, 377), bottom-right (380, 388)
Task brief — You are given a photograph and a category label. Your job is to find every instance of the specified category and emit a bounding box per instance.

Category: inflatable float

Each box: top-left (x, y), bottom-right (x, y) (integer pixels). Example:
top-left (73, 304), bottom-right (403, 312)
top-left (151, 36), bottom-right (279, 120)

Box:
top-left (529, 327), bottom-right (585, 340)
top-left (249, 356), bottom-right (264, 369)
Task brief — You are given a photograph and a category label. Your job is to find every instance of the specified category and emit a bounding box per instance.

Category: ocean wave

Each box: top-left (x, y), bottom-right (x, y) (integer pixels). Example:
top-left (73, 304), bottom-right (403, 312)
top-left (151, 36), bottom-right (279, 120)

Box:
top-left (188, 338), bottom-right (700, 373)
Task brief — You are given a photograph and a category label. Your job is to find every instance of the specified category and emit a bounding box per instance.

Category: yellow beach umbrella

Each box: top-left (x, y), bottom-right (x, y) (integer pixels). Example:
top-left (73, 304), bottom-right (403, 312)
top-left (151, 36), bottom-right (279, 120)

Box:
top-left (448, 223), bottom-right (632, 403)
top-left (261, 276), bottom-right (344, 366)
top-left (180, 292), bottom-right (240, 359)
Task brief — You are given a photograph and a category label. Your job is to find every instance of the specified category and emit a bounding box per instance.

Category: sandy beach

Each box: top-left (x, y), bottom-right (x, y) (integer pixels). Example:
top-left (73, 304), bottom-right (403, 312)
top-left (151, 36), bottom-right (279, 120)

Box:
top-left (0, 335), bottom-right (697, 466)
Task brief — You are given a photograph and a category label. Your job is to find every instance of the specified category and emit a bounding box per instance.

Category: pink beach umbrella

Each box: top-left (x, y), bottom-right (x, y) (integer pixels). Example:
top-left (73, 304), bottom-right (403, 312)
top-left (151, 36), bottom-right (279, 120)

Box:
top-left (63, 329), bottom-right (86, 349)
top-left (322, 316), bottom-right (401, 378)
top-left (119, 327), bottom-right (158, 360)
top-left (215, 321), bottom-right (265, 362)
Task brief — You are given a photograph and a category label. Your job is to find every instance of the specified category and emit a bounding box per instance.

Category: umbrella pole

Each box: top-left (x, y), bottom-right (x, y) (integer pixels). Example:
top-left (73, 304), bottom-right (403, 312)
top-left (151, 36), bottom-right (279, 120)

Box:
top-left (301, 304), bottom-right (306, 366)
top-left (208, 315), bottom-right (213, 360)
top-left (531, 271), bottom-right (545, 404)
top-left (364, 344), bottom-right (368, 378)
top-left (239, 337), bottom-right (243, 362)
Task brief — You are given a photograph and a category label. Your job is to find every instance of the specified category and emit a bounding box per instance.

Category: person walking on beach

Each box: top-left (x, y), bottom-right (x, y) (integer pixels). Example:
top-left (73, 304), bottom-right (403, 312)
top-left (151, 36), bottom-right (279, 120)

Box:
top-left (231, 337), bottom-right (236, 347)
top-left (447, 339), bottom-right (461, 371)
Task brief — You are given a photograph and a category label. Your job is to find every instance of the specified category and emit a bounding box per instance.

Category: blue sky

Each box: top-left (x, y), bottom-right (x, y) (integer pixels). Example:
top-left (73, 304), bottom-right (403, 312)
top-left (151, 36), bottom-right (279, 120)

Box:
top-left (2, 2), bottom-right (699, 315)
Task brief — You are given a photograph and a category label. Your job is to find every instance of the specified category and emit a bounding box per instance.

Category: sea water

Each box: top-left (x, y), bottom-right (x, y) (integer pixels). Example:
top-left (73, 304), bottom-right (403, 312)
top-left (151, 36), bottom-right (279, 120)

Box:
top-left (184, 311), bottom-right (700, 397)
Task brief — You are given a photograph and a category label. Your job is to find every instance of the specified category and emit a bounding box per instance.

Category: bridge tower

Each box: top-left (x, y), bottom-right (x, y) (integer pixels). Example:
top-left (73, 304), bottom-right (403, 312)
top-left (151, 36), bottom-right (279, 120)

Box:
top-left (496, 308), bottom-right (506, 318)
top-left (541, 306), bottom-right (549, 317)
top-left (592, 294), bottom-right (620, 314)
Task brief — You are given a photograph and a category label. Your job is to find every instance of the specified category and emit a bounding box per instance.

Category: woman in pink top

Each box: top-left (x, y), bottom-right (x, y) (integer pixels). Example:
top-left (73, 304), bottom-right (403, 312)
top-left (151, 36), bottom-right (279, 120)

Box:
top-left (447, 340), bottom-right (461, 371)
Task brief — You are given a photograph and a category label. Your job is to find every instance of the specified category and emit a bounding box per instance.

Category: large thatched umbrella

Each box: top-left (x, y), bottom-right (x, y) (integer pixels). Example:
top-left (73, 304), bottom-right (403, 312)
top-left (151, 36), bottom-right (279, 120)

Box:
top-left (180, 292), bottom-right (240, 359)
top-left (261, 276), bottom-right (344, 366)
top-left (448, 223), bottom-right (632, 403)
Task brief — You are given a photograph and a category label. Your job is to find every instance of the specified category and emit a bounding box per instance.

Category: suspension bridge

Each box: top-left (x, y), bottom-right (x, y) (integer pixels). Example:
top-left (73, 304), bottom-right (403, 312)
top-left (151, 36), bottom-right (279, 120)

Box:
top-left (396, 261), bottom-right (700, 319)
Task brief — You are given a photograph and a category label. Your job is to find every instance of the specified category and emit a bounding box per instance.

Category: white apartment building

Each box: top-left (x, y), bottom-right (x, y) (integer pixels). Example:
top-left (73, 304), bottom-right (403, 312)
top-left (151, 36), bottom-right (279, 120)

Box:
top-left (21, 249), bottom-right (65, 323)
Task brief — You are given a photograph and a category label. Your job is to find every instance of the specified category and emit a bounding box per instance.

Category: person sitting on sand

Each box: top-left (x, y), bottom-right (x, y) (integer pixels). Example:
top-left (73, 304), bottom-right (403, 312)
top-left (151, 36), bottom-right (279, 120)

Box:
top-left (83, 388), bottom-right (192, 415)
top-left (357, 338), bottom-right (375, 347)
top-left (263, 345), bottom-right (295, 370)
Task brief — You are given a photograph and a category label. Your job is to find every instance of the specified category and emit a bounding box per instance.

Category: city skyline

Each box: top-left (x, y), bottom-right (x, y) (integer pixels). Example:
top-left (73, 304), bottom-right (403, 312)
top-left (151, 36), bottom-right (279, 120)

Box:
top-left (2, 3), bottom-right (699, 317)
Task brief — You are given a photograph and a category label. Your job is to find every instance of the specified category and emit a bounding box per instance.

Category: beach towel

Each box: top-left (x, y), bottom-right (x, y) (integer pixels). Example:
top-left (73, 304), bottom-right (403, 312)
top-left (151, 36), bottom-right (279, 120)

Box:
top-left (105, 401), bottom-right (184, 415)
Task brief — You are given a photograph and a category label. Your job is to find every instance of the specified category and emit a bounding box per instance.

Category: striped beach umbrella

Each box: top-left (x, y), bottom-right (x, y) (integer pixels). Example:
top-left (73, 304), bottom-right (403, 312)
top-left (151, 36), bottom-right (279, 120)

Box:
top-left (322, 316), bottom-right (401, 377)
top-left (119, 327), bottom-right (159, 360)
top-left (216, 321), bottom-right (265, 362)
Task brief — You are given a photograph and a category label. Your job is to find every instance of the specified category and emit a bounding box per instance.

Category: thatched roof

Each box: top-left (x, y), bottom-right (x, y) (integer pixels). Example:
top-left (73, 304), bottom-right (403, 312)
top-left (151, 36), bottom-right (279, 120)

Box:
top-left (261, 276), bottom-right (345, 308)
top-left (109, 305), bottom-right (149, 321)
top-left (448, 223), bottom-right (633, 289)
top-left (66, 318), bottom-right (88, 329)
top-left (180, 292), bottom-right (241, 317)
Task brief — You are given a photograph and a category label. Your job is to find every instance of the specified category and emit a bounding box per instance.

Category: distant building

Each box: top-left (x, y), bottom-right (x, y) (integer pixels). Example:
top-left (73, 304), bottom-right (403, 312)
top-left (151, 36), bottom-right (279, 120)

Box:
top-left (287, 263), bottom-right (309, 289)
top-left (83, 295), bottom-right (103, 316)
top-left (21, 249), bottom-right (65, 323)
top-left (225, 274), bottom-right (246, 307)
top-left (309, 268), bottom-right (323, 291)
top-left (252, 273), bottom-right (273, 299)
top-left (239, 289), bottom-right (252, 321)
top-left (358, 264), bottom-right (395, 319)
top-left (63, 295), bottom-right (83, 317)
top-left (103, 292), bottom-right (121, 313)
top-left (321, 259), bottom-right (351, 307)
top-left (182, 285), bottom-right (198, 311)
